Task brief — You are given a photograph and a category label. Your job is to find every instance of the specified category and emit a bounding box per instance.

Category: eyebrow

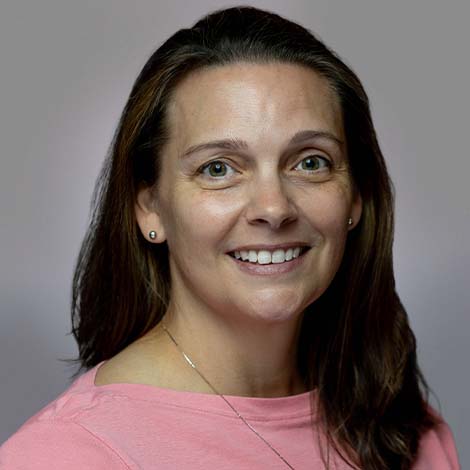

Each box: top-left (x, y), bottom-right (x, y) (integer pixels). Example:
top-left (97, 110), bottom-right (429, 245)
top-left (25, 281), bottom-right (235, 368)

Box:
top-left (179, 129), bottom-right (344, 159)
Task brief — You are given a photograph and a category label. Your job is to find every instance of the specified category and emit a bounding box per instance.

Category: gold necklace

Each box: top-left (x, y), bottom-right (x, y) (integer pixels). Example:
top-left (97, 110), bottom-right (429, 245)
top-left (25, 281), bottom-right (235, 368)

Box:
top-left (161, 323), bottom-right (297, 469)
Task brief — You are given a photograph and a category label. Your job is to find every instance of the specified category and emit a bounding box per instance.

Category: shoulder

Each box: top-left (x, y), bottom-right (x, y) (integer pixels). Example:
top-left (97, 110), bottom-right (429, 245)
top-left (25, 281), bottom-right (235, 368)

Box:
top-left (413, 406), bottom-right (461, 470)
top-left (0, 416), bottom-right (130, 469)
top-left (0, 362), bottom-right (132, 469)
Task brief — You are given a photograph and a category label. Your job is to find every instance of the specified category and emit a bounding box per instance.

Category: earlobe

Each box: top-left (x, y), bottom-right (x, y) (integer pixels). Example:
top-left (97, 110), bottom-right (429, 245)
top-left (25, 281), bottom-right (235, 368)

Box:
top-left (349, 190), bottom-right (363, 230)
top-left (135, 186), bottom-right (166, 242)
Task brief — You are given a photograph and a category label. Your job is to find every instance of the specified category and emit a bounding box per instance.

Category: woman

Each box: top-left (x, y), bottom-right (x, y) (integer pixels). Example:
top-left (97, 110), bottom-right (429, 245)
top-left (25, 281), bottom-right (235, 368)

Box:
top-left (0, 6), bottom-right (460, 469)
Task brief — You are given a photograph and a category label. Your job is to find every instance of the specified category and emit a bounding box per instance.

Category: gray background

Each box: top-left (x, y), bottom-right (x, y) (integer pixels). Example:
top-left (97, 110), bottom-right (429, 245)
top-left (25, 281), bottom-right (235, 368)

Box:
top-left (1, 0), bottom-right (468, 466)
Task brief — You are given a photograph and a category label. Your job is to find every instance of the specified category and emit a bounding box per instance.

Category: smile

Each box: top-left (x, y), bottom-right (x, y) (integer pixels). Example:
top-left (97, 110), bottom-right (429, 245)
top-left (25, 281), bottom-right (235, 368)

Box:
top-left (228, 246), bottom-right (310, 265)
top-left (227, 247), bottom-right (311, 276)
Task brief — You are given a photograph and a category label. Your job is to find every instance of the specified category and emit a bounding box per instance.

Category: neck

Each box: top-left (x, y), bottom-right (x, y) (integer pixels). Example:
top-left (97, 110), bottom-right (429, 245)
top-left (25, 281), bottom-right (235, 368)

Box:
top-left (148, 301), bottom-right (307, 398)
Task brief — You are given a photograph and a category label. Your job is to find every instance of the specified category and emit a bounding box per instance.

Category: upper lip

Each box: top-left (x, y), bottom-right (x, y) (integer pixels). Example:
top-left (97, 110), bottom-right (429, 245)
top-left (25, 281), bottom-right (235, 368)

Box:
top-left (227, 242), bottom-right (311, 253)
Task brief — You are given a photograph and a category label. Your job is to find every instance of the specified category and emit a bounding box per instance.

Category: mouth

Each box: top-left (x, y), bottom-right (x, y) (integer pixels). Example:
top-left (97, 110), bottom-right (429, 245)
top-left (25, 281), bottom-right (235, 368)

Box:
top-left (227, 246), bottom-right (311, 265)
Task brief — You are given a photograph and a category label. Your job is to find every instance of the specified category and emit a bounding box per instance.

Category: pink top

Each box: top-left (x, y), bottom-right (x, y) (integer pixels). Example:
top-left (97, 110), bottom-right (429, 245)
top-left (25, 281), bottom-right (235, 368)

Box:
top-left (0, 360), bottom-right (461, 469)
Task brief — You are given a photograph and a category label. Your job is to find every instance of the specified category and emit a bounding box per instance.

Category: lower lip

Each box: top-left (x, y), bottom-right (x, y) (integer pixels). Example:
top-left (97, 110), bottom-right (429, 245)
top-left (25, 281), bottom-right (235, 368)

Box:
top-left (227, 249), bottom-right (310, 276)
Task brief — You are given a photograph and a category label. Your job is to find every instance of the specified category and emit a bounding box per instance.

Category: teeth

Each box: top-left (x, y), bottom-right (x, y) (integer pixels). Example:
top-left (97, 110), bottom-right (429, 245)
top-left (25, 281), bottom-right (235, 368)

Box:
top-left (271, 249), bottom-right (285, 263)
top-left (231, 247), bottom-right (308, 264)
top-left (257, 250), bottom-right (271, 265)
top-left (285, 248), bottom-right (293, 261)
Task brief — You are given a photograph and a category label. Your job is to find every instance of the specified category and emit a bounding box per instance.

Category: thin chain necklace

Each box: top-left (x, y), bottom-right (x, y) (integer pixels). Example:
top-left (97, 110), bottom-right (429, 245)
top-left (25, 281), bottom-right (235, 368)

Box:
top-left (161, 323), bottom-right (297, 470)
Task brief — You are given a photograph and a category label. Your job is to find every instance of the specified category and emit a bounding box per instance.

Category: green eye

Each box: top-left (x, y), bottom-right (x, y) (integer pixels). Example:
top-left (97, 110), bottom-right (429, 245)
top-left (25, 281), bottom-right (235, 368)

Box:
top-left (199, 160), bottom-right (235, 178)
top-left (296, 155), bottom-right (331, 172)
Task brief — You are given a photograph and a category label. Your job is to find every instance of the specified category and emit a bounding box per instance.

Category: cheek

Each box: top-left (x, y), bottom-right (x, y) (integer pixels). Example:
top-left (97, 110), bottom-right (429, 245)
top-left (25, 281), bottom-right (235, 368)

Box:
top-left (168, 190), bottom-right (241, 256)
top-left (301, 184), bottom-right (352, 235)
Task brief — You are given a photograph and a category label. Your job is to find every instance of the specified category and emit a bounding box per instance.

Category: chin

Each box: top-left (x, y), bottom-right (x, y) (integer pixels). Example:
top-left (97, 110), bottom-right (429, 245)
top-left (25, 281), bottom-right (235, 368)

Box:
top-left (240, 302), bottom-right (303, 325)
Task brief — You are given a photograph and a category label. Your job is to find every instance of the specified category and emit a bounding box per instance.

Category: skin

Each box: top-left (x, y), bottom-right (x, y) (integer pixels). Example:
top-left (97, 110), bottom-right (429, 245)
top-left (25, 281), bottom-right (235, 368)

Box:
top-left (120, 62), bottom-right (362, 398)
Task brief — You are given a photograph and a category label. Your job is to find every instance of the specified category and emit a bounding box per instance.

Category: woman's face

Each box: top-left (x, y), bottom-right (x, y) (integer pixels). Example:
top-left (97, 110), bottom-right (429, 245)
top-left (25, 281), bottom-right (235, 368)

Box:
top-left (136, 62), bottom-right (362, 326)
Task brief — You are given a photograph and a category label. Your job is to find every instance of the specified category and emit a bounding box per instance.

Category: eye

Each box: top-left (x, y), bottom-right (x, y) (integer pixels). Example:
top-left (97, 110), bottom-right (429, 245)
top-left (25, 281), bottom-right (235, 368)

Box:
top-left (294, 155), bottom-right (331, 172)
top-left (198, 160), bottom-right (236, 178)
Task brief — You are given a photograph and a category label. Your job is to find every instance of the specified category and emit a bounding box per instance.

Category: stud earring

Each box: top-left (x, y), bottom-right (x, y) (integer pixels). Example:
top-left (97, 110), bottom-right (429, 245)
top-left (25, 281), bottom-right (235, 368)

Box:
top-left (348, 218), bottom-right (353, 226)
top-left (149, 230), bottom-right (157, 240)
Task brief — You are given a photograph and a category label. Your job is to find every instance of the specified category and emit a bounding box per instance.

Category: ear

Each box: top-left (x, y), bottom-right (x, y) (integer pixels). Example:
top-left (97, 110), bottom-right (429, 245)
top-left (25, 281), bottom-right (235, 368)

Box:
top-left (349, 188), bottom-right (363, 230)
top-left (135, 185), bottom-right (167, 243)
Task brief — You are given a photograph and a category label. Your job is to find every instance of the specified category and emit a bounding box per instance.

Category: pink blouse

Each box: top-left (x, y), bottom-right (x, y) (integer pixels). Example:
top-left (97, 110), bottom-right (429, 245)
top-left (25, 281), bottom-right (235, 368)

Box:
top-left (0, 361), bottom-right (461, 469)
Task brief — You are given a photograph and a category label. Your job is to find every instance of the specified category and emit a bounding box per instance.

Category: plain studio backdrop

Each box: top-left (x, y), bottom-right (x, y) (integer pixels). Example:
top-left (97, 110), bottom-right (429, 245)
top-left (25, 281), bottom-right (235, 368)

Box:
top-left (0, 0), bottom-right (468, 466)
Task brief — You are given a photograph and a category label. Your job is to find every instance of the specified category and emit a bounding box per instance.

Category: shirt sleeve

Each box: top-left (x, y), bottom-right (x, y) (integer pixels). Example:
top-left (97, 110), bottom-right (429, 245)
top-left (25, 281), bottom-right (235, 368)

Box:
top-left (0, 418), bottom-right (130, 469)
top-left (413, 417), bottom-right (461, 470)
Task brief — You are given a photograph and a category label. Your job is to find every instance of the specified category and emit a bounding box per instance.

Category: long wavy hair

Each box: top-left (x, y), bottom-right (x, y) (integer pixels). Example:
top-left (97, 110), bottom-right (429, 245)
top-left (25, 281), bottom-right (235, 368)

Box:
top-left (63, 6), bottom-right (440, 469)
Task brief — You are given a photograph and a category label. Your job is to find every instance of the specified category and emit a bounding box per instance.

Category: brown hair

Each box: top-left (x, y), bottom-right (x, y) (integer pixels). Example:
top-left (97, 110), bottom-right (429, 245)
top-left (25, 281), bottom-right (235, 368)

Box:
top-left (63, 6), bottom-right (440, 469)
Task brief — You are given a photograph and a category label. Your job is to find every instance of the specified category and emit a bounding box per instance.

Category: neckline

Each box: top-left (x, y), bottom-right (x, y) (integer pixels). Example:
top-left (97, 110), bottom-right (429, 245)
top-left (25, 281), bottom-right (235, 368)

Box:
top-left (79, 360), bottom-right (317, 420)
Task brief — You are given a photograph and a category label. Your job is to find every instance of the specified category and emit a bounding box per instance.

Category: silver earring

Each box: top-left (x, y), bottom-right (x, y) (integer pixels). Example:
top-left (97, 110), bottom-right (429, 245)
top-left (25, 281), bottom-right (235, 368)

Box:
top-left (348, 218), bottom-right (353, 226)
top-left (149, 230), bottom-right (157, 240)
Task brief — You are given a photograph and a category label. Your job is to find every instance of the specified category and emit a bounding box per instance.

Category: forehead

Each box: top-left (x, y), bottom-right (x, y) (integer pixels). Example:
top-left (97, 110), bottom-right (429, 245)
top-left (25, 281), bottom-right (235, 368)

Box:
top-left (165, 62), bottom-right (343, 150)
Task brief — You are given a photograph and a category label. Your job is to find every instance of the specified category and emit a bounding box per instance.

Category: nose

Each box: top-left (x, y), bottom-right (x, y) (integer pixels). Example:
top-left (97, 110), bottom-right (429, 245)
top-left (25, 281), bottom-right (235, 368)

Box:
top-left (245, 175), bottom-right (298, 230)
